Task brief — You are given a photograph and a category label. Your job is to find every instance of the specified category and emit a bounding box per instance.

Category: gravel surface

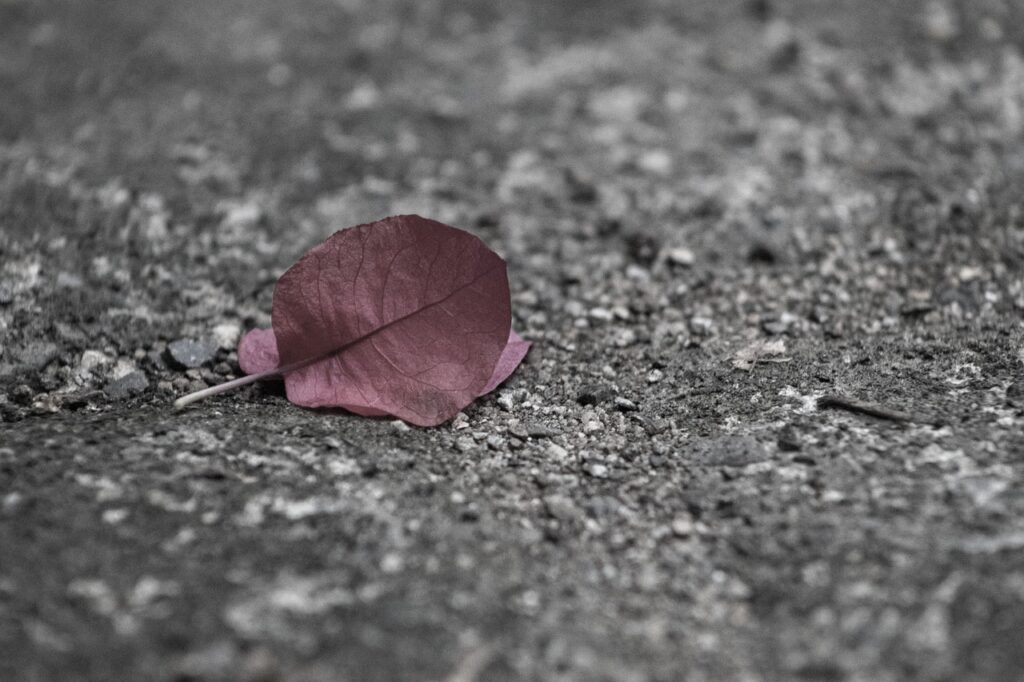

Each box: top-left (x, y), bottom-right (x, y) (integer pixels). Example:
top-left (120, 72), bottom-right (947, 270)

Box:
top-left (2, 1), bottom-right (1024, 680)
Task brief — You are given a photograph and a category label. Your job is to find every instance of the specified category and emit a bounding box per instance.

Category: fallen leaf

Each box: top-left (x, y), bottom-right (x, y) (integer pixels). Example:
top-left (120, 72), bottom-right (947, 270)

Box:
top-left (239, 326), bottom-right (531, 406)
top-left (184, 215), bottom-right (530, 426)
top-left (480, 330), bottom-right (531, 395)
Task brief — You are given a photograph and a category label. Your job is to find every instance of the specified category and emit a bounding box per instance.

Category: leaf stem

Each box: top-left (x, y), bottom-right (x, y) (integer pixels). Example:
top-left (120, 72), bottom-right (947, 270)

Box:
top-left (173, 356), bottom-right (318, 410)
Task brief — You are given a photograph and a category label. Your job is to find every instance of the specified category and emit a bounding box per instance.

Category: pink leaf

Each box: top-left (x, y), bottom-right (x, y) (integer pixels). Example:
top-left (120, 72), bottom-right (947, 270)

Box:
top-left (237, 327), bottom-right (278, 375)
top-left (239, 327), bottom-right (530, 398)
top-left (235, 215), bottom-right (530, 426)
top-left (480, 330), bottom-right (531, 395)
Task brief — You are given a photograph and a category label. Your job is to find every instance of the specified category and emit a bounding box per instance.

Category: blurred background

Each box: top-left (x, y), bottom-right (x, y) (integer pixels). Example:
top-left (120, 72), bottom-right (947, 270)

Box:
top-left (5, 0), bottom-right (1024, 253)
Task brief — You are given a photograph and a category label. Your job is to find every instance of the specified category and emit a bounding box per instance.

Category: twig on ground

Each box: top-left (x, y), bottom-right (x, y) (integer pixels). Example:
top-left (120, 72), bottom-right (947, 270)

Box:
top-left (817, 394), bottom-right (942, 427)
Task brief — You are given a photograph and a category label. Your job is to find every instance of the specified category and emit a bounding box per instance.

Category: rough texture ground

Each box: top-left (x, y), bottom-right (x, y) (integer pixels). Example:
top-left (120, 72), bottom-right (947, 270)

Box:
top-left (2, 1), bottom-right (1024, 680)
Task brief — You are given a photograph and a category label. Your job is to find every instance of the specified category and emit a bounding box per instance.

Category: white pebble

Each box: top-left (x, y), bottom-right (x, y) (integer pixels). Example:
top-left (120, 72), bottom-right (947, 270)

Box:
top-left (211, 323), bottom-right (241, 350)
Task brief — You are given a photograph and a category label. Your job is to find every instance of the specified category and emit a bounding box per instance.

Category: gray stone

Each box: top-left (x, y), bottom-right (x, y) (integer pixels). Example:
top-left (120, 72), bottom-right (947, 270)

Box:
top-left (16, 342), bottom-right (59, 371)
top-left (543, 494), bottom-right (579, 521)
top-left (1007, 380), bottom-right (1024, 408)
top-left (613, 396), bottom-right (638, 412)
top-left (690, 435), bottom-right (771, 467)
top-left (166, 338), bottom-right (218, 369)
top-left (106, 371), bottom-right (150, 400)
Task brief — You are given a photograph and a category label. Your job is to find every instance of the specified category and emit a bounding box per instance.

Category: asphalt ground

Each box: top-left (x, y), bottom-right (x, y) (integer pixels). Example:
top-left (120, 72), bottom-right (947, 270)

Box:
top-left (2, 1), bottom-right (1024, 680)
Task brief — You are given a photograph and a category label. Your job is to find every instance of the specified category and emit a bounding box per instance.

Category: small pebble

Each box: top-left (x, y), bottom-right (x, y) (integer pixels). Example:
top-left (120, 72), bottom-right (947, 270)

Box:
top-left (577, 384), bottom-right (613, 406)
top-left (689, 317), bottom-right (714, 336)
top-left (546, 443), bottom-right (569, 461)
top-left (167, 338), bottom-right (218, 369)
top-left (211, 323), bottom-right (241, 350)
top-left (667, 247), bottom-right (695, 267)
top-left (1006, 380), bottom-right (1024, 408)
top-left (508, 421), bottom-right (529, 439)
top-left (380, 553), bottom-right (403, 574)
top-left (637, 149), bottom-right (673, 176)
top-left (777, 425), bottom-right (802, 452)
top-left (80, 350), bottom-right (111, 373)
top-left (527, 422), bottom-right (560, 438)
top-left (2, 492), bottom-right (23, 514)
top-left (543, 494), bottom-right (578, 521)
top-left (12, 385), bottom-right (34, 405)
top-left (647, 369), bottom-right (664, 384)
top-left (56, 272), bottom-right (83, 289)
top-left (105, 371), bottom-right (149, 400)
top-left (17, 342), bottom-right (59, 371)
top-left (924, 0), bottom-right (959, 41)
top-left (102, 508), bottom-right (129, 524)
top-left (761, 312), bottom-right (798, 336)
top-left (613, 328), bottom-right (638, 347)
top-left (613, 397), bottom-right (638, 412)
top-left (671, 516), bottom-right (694, 537)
